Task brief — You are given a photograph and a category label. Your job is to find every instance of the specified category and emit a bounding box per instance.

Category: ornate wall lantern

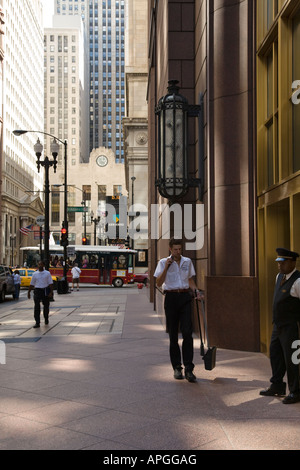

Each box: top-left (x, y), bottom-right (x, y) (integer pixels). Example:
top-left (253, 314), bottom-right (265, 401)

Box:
top-left (155, 80), bottom-right (203, 203)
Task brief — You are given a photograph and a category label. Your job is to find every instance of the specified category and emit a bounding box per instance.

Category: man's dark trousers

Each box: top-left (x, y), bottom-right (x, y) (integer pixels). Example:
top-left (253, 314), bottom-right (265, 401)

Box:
top-left (270, 323), bottom-right (300, 393)
top-left (34, 288), bottom-right (49, 325)
top-left (164, 292), bottom-right (194, 371)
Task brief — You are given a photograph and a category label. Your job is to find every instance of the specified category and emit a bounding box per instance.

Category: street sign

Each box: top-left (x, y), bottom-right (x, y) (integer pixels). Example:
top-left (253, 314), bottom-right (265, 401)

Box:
top-left (67, 206), bottom-right (88, 212)
top-left (36, 215), bottom-right (45, 226)
top-left (67, 246), bottom-right (75, 256)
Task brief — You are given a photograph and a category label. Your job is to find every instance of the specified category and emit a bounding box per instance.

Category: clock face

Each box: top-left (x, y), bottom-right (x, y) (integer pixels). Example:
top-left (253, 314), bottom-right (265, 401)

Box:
top-left (96, 155), bottom-right (108, 167)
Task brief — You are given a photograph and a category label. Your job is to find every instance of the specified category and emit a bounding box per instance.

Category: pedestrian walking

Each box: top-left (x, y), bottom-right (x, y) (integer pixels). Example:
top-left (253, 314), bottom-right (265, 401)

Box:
top-left (154, 238), bottom-right (202, 382)
top-left (260, 248), bottom-right (300, 404)
top-left (71, 263), bottom-right (81, 291)
top-left (13, 270), bottom-right (21, 300)
top-left (28, 260), bottom-right (53, 328)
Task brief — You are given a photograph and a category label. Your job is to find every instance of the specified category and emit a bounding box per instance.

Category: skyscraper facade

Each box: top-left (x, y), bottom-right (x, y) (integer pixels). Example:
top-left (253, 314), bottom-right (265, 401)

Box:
top-left (1, 0), bottom-right (45, 265)
top-left (44, 15), bottom-right (89, 166)
top-left (44, 14), bottom-right (90, 245)
top-left (55, 0), bottom-right (126, 162)
top-left (123, 0), bottom-right (148, 267)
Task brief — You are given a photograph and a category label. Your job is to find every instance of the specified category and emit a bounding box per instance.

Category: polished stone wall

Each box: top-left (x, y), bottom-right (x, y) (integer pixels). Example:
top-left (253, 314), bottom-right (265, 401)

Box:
top-left (148, 0), bottom-right (259, 351)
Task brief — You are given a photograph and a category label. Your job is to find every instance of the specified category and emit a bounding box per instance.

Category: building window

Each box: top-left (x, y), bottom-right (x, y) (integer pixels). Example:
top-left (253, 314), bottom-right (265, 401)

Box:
top-left (98, 185), bottom-right (106, 202)
top-left (83, 185), bottom-right (91, 202)
top-left (51, 187), bottom-right (60, 224)
top-left (257, 2), bottom-right (297, 191)
top-left (292, 10), bottom-right (300, 172)
top-left (113, 185), bottom-right (122, 197)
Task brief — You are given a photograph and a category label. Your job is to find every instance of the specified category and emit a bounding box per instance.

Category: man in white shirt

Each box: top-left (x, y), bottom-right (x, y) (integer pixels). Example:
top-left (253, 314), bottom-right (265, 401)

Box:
top-left (28, 261), bottom-right (53, 328)
top-left (154, 238), bottom-right (202, 382)
top-left (260, 248), bottom-right (300, 404)
top-left (71, 263), bottom-right (81, 291)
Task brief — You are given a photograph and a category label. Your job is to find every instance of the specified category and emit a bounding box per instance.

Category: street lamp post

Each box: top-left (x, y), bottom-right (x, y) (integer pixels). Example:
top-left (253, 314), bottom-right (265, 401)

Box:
top-left (91, 211), bottom-right (100, 245)
top-left (34, 138), bottom-right (58, 271)
top-left (10, 235), bottom-right (16, 266)
top-left (54, 184), bottom-right (87, 245)
top-left (70, 186), bottom-right (87, 244)
top-left (13, 129), bottom-right (68, 277)
top-left (131, 176), bottom-right (136, 250)
top-left (81, 196), bottom-right (87, 242)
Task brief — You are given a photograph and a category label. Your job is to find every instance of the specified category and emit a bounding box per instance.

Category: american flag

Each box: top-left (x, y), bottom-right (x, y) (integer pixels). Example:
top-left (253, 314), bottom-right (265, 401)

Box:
top-left (19, 224), bottom-right (33, 235)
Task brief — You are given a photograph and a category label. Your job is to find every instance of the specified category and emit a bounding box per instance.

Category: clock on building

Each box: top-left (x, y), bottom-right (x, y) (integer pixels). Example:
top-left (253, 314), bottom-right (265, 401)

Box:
top-left (96, 155), bottom-right (108, 167)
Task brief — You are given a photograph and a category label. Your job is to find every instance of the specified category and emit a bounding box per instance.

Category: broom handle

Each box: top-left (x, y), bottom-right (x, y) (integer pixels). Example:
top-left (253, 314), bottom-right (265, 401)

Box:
top-left (195, 292), bottom-right (205, 356)
top-left (200, 298), bottom-right (210, 349)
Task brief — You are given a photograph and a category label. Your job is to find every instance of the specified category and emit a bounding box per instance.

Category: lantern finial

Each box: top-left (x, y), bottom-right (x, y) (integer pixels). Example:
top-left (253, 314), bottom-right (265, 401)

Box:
top-left (167, 80), bottom-right (180, 94)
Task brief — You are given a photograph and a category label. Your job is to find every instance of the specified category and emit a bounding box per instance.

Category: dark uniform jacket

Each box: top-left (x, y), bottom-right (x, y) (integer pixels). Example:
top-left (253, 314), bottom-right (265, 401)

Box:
top-left (272, 270), bottom-right (300, 327)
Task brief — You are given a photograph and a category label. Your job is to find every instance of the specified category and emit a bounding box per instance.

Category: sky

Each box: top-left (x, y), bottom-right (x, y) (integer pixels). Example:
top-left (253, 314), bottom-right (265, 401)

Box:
top-left (42, 0), bottom-right (54, 28)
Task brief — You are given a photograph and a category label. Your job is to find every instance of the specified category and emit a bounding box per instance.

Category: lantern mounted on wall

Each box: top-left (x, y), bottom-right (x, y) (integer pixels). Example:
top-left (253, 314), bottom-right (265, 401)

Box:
top-left (155, 80), bottom-right (204, 203)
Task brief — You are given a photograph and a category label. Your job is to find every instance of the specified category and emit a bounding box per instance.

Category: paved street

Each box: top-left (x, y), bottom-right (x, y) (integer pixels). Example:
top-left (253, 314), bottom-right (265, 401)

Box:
top-left (0, 285), bottom-right (300, 452)
top-left (0, 286), bottom-right (126, 338)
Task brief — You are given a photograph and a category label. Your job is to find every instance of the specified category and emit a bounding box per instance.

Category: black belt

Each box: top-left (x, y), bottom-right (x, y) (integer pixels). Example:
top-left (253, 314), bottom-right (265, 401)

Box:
top-left (165, 289), bottom-right (190, 293)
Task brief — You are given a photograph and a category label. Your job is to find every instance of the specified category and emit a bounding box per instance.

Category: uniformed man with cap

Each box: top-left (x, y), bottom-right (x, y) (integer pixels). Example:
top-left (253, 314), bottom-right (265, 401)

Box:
top-left (260, 248), bottom-right (300, 404)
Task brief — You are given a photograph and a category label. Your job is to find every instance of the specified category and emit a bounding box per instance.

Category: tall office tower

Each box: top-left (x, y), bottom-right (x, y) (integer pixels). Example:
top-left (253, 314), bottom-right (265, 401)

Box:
top-left (44, 15), bottom-right (89, 166)
top-left (1, 0), bottom-right (44, 264)
top-left (55, 0), bottom-right (126, 163)
top-left (44, 15), bottom-right (89, 244)
top-left (0, 4), bottom-right (4, 258)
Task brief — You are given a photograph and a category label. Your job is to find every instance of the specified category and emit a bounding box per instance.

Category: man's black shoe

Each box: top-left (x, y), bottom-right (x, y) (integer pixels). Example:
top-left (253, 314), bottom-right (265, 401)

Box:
top-left (260, 383), bottom-right (286, 397)
top-left (174, 368), bottom-right (184, 380)
top-left (45, 319), bottom-right (49, 325)
top-left (282, 392), bottom-right (300, 404)
top-left (33, 323), bottom-right (40, 329)
top-left (185, 370), bottom-right (197, 383)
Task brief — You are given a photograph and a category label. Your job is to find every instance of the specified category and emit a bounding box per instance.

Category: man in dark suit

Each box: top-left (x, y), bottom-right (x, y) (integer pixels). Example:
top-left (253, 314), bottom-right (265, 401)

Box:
top-left (260, 248), bottom-right (300, 404)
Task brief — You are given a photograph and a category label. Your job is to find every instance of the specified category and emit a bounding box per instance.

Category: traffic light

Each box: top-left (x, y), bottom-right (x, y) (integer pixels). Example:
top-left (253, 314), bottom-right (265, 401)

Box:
top-left (82, 237), bottom-right (87, 245)
top-left (60, 226), bottom-right (68, 247)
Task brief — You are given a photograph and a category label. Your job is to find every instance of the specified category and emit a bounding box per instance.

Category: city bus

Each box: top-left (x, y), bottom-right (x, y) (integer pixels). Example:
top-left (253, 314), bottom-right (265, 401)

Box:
top-left (20, 245), bottom-right (136, 287)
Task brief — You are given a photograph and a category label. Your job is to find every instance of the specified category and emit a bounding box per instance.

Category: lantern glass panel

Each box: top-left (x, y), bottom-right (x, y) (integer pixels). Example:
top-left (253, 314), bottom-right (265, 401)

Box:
top-left (160, 114), bottom-right (164, 177)
top-left (165, 108), bottom-right (174, 179)
top-left (175, 111), bottom-right (184, 179)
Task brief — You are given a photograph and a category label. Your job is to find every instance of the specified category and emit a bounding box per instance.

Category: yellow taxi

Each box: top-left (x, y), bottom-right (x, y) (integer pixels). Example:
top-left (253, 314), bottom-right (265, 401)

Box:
top-left (13, 268), bottom-right (58, 289)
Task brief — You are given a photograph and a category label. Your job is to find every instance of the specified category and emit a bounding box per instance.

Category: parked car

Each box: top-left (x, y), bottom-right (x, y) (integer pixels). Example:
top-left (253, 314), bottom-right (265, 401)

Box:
top-left (12, 268), bottom-right (58, 289)
top-left (133, 272), bottom-right (148, 285)
top-left (0, 265), bottom-right (15, 302)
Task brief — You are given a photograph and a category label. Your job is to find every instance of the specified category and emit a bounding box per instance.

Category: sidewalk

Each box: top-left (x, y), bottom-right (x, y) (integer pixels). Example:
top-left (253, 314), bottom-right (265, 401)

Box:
top-left (0, 285), bottom-right (300, 450)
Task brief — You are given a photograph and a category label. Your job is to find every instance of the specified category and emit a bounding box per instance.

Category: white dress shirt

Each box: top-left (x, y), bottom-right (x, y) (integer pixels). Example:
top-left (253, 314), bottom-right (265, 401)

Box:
top-left (154, 256), bottom-right (195, 291)
top-left (30, 269), bottom-right (53, 289)
top-left (276, 269), bottom-right (300, 300)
